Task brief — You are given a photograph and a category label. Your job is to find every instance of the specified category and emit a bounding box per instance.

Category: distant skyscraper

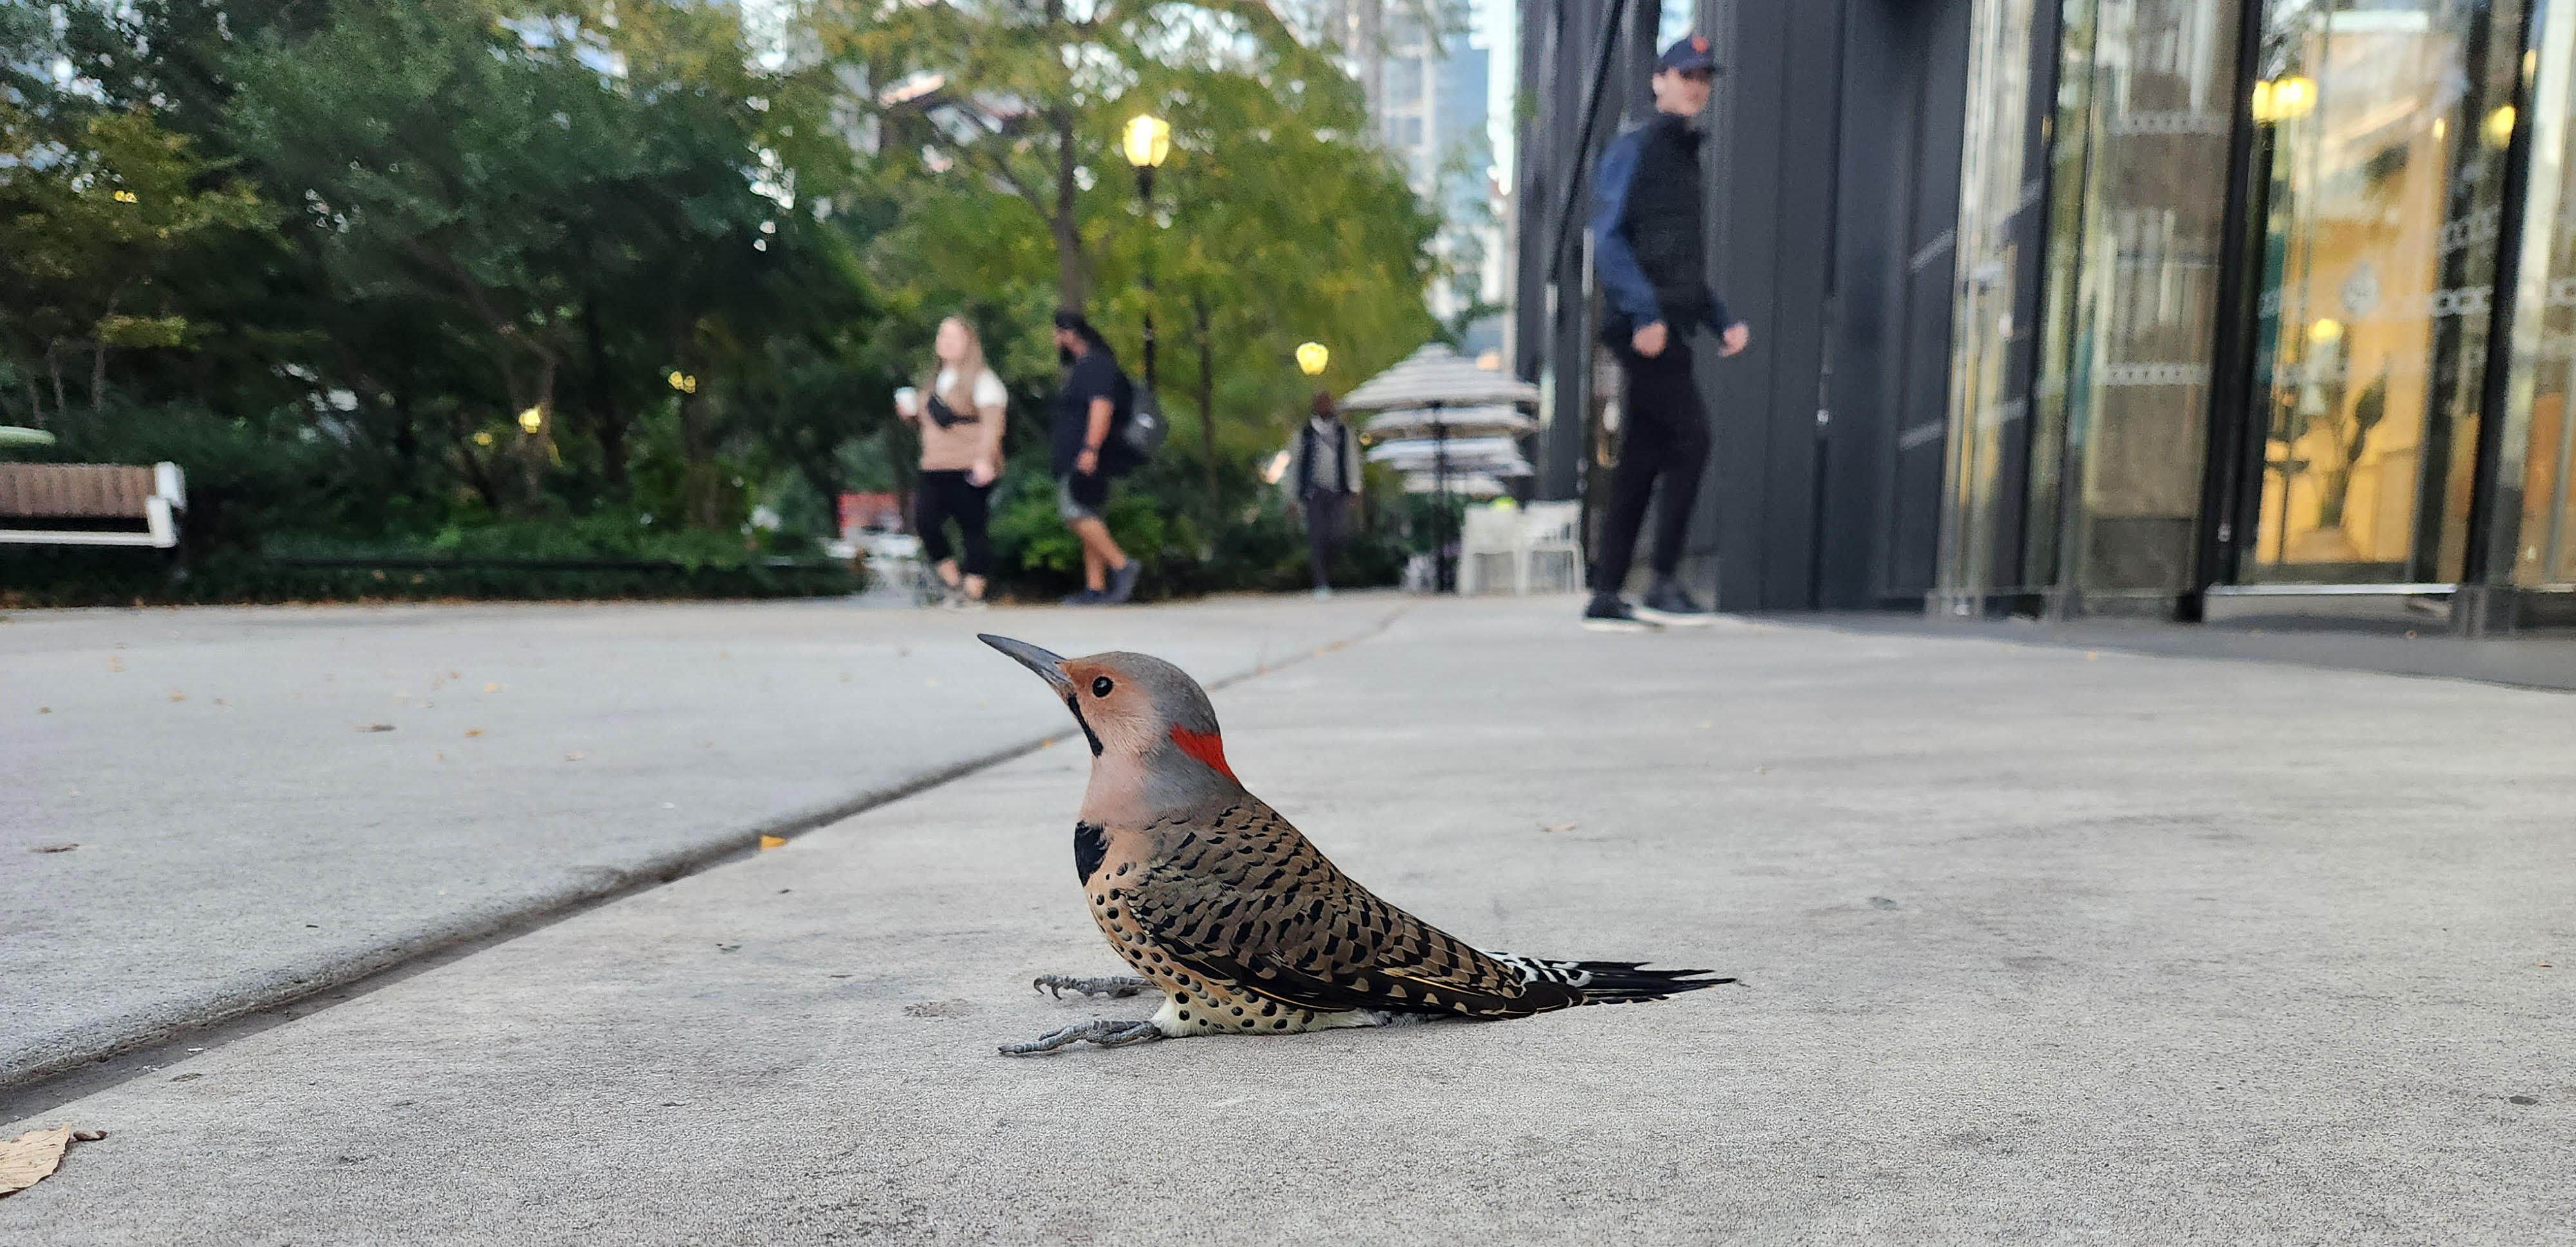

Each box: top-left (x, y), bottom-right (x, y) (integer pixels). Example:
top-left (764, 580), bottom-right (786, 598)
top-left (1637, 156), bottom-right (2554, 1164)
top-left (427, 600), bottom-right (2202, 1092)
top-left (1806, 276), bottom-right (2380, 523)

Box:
top-left (1312, 0), bottom-right (1505, 350)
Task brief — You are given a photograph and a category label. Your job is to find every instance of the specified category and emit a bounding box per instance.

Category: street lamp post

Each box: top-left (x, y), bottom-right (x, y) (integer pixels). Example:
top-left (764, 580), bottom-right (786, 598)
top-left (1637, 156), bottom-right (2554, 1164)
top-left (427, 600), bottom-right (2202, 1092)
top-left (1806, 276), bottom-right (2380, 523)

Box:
top-left (1122, 114), bottom-right (1171, 392)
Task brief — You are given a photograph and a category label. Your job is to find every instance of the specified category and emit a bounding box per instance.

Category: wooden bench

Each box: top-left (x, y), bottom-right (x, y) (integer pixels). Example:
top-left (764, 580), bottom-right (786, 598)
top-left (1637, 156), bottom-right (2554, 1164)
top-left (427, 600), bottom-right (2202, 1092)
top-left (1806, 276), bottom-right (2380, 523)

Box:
top-left (0, 462), bottom-right (188, 549)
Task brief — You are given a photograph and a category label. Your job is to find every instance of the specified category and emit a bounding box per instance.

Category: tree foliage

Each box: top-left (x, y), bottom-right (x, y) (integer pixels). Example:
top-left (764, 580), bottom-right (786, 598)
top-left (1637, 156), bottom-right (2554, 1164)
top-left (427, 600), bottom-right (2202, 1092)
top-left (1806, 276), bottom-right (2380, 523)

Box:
top-left (1, 0), bottom-right (1444, 598)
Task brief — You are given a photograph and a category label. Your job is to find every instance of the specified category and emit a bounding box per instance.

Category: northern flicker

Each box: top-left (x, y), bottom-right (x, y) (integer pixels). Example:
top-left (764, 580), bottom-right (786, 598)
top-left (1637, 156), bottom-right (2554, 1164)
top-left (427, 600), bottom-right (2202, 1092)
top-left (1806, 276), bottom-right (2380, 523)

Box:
top-left (978, 633), bottom-right (1732, 1055)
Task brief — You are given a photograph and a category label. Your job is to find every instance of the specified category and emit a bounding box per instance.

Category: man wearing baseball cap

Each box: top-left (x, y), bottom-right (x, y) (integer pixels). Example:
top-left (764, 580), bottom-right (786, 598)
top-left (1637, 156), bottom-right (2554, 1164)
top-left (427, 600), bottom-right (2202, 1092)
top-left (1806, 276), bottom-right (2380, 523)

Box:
top-left (1580, 33), bottom-right (1750, 633)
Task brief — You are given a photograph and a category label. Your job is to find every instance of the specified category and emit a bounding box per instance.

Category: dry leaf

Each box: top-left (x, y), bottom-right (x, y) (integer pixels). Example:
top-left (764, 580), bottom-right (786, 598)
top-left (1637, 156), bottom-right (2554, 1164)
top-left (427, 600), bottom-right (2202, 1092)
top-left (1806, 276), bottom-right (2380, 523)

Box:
top-left (36, 707), bottom-right (48, 714)
top-left (167, 690), bottom-right (185, 702)
top-left (0, 1125), bottom-right (73, 1197)
top-left (71, 1130), bottom-right (104, 1143)
top-left (357, 723), bottom-right (394, 732)
top-left (759, 834), bottom-right (787, 850)
top-left (32, 844), bottom-right (77, 854)
top-left (463, 728), bottom-right (484, 738)
top-left (482, 682), bottom-right (499, 692)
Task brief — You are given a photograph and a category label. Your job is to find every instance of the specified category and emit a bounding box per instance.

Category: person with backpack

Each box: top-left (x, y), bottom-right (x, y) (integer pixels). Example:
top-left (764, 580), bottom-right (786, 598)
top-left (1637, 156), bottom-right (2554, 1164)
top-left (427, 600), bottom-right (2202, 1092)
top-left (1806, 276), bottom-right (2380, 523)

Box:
top-left (1283, 390), bottom-right (1364, 599)
top-left (1049, 309), bottom-right (1141, 605)
top-left (894, 316), bottom-right (1005, 609)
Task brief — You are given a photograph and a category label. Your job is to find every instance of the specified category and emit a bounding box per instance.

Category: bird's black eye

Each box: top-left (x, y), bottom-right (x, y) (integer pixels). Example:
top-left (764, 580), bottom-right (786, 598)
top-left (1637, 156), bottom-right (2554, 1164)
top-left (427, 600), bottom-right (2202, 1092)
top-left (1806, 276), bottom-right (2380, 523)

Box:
top-left (1091, 676), bottom-right (1114, 698)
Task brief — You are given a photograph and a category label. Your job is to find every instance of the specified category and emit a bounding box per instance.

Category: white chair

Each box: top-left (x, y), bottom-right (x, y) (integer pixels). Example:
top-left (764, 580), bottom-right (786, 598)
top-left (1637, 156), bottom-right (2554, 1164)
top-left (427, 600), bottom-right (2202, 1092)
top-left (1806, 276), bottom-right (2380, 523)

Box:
top-left (1518, 502), bottom-right (1582, 595)
top-left (1457, 504), bottom-right (1522, 595)
top-left (860, 531), bottom-right (933, 603)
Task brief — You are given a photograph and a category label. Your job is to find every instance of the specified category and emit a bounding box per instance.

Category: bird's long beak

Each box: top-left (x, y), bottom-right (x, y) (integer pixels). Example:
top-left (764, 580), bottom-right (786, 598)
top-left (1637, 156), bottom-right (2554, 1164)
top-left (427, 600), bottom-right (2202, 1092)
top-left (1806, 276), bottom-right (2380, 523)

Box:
top-left (978, 634), bottom-right (1074, 696)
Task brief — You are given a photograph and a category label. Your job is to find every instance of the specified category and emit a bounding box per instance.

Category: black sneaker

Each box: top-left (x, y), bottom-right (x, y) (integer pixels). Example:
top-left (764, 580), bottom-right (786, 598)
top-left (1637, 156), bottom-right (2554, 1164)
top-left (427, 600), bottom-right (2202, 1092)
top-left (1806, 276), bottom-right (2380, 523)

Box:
top-left (1104, 558), bottom-right (1142, 604)
top-left (1061, 588), bottom-right (1106, 606)
top-left (1635, 575), bottom-right (1714, 627)
top-left (1580, 594), bottom-right (1660, 633)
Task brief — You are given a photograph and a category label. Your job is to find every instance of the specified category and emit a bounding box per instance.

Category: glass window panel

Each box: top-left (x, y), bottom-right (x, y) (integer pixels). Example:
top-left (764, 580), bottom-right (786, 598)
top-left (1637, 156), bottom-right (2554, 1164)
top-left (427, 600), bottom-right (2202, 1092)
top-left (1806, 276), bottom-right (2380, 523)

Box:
top-left (1938, 0), bottom-right (2045, 602)
top-left (2241, 0), bottom-right (2524, 584)
top-left (2494, 0), bottom-right (2576, 585)
top-left (2049, 0), bottom-right (2242, 597)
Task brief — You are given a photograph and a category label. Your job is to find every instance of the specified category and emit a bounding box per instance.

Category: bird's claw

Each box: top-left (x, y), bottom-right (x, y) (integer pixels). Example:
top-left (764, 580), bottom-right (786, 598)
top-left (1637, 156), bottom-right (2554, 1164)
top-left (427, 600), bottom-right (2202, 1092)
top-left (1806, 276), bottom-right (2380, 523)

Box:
top-left (1031, 974), bottom-right (1153, 1000)
top-left (999, 1018), bottom-right (1165, 1056)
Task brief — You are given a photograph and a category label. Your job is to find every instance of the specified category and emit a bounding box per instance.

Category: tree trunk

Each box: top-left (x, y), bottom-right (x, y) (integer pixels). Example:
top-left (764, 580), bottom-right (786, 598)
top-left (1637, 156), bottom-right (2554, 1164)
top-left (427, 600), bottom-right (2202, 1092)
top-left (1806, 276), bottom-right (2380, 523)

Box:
top-left (19, 376), bottom-right (40, 428)
top-left (1194, 293), bottom-right (1218, 525)
top-left (46, 341), bottom-right (66, 424)
top-left (391, 374), bottom-right (419, 479)
top-left (583, 294), bottom-right (629, 490)
top-left (679, 391), bottom-right (719, 529)
top-left (1048, 0), bottom-right (1083, 310)
top-left (522, 356), bottom-right (556, 503)
top-left (90, 340), bottom-right (108, 412)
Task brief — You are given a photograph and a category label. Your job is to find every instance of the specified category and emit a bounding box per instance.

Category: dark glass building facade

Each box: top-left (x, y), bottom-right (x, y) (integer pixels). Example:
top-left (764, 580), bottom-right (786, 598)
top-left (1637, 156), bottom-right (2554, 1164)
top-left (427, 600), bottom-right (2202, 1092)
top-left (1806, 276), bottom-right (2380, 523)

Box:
top-left (1516, 0), bottom-right (2576, 632)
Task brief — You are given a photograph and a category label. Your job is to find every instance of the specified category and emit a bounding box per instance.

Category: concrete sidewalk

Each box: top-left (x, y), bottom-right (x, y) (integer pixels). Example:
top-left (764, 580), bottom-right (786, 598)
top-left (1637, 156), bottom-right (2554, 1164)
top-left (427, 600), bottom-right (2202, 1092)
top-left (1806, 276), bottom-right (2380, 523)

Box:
top-left (0, 595), bottom-right (1399, 1088)
top-left (5, 596), bottom-right (2570, 1242)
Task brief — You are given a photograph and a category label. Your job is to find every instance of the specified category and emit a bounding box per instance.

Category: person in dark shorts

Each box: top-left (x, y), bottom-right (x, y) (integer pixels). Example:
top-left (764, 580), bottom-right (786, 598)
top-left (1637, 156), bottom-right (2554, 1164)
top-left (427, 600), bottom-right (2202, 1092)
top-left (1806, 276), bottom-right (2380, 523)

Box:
top-left (1584, 33), bottom-right (1752, 633)
top-left (1050, 310), bottom-right (1139, 605)
top-left (1283, 390), bottom-right (1363, 598)
top-left (895, 316), bottom-right (1006, 608)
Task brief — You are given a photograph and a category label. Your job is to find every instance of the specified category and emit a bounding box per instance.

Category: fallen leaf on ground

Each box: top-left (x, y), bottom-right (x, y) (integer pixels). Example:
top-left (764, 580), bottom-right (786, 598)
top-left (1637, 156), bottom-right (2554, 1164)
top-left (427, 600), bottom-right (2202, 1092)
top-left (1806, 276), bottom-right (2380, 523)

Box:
top-left (482, 682), bottom-right (499, 692)
top-left (565, 751), bottom-right (585, 761)
top-left (357, 723), bottom-right (394, 732)
top-left (1541, 822), bottom-right (1578, 833)
top-left (0, 1125), bottom-right (73, 1197)
top-left (759, 834), bottom-right (786, 850)
top-left (463, 728), bottom-right (484, 738)
top-left (167, 690), bottom-right (185, 702)
top-left (31, 844), bottom-right (77, 853)
top-left (71, 1130), bottom-right (104, 1142)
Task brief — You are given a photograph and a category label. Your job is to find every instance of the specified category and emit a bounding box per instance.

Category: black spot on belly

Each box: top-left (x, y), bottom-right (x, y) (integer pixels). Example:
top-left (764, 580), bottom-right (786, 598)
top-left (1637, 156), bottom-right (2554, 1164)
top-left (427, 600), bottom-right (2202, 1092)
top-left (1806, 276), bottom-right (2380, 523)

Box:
top-left (1074, 821), bottom-right (1108, 882)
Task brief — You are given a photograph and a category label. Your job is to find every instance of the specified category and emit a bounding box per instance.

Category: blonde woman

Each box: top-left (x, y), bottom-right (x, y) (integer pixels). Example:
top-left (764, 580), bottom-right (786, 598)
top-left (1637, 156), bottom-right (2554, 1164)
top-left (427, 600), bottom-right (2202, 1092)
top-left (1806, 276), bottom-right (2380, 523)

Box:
top-left (895, 317), bottom-right (1007, 605)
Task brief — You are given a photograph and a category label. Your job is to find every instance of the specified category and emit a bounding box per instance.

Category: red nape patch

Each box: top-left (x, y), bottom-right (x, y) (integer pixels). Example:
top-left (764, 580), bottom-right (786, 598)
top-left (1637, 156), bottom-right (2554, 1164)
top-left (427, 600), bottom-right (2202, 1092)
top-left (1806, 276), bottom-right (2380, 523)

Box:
top-left (1168, 726), bottom-right (1236, 781)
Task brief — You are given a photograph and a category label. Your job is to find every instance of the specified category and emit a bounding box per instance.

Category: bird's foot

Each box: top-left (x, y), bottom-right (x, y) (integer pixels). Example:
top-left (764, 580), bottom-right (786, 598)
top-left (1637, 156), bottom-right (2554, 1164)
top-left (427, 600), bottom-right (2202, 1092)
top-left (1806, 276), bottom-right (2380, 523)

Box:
top-left (1032, 974), bottom-right (1154, 1000)
top-left (999, 1018), bottom-right (1165, 1056)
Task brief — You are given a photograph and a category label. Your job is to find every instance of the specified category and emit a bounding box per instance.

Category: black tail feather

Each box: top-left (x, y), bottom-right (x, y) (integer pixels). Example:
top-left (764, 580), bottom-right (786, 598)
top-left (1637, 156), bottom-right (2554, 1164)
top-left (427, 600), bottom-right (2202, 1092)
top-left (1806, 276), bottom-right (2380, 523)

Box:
top-left (1567, 960), bottom-right (1736, 1004)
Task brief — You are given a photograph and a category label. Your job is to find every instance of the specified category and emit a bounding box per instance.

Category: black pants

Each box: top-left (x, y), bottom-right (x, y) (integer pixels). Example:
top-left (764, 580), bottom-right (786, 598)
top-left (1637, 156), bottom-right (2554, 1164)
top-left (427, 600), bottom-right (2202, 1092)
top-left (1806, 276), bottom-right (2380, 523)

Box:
top-left (1591, 336), bottom-right (1711, 595)
top-left (914, 470), bottom-right (992, 577)
top-left (1304, 492), bottom-right (1352, 589)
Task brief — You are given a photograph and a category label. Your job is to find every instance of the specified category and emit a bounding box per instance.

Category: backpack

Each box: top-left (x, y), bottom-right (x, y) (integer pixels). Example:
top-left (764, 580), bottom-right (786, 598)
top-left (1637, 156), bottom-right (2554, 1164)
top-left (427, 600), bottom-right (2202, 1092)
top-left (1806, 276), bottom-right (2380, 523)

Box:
top-left (1103, 368), bottom-right (1166, 475)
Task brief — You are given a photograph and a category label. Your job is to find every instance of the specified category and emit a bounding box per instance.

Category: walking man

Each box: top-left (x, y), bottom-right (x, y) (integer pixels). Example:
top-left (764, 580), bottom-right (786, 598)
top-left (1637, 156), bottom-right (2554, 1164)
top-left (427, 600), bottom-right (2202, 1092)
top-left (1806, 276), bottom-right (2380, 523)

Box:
top-left (1582, 33), bottom-right (1750, 633)
top-left (1284, 390), bottom-right (1364, 599)
top-left (1050, 310), bottom-right (1141, 605)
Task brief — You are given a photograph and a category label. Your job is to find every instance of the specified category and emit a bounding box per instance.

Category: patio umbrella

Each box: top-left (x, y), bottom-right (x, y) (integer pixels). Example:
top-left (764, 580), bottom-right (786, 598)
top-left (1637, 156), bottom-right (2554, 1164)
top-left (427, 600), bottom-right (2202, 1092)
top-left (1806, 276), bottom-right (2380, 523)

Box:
top-left (1361, 405), bottom-right (1538, 441)
top-left (1337, 344), bottom-right (1539, 590)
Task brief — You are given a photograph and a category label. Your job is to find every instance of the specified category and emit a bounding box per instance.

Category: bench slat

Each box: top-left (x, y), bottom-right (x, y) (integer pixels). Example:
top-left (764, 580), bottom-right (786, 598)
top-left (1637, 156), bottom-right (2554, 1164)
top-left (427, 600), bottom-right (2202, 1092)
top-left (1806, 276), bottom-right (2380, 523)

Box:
top-left (0, 464), bottom-right (160, 519)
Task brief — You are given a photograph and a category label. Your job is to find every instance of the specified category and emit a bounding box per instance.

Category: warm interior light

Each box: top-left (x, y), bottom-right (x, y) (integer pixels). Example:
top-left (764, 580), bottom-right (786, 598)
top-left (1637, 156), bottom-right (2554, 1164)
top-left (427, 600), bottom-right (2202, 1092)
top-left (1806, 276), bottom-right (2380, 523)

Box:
top-left (2255, 75), bottom-right (2315, 123)
top-left (1122, 114), bottom-right (1171, 169)
top-left (1296, 341), bottom-right (1329, 376)
top-left (2485, 104), bottom-right (2518, 149)
top-left (517, 406), bottom-right (544, 433)
top-left (2308, 318), bottom-right (2344, 345)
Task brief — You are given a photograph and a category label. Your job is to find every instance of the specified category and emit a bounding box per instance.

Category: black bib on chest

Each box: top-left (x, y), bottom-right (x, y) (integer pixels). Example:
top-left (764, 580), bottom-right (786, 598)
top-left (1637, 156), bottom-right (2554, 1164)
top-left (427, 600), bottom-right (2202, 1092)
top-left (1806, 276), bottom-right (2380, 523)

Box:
top-left (1074, 821), bottom-right (1107, 882)
top-left (1621, 114), bottom-right (1710, 325)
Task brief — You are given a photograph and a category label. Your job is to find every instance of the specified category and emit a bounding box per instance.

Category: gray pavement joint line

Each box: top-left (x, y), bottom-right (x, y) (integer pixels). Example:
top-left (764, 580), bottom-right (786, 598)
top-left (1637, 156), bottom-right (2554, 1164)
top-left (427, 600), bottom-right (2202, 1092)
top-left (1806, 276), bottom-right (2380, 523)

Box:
top-left (0, 604), bottom-right (1410, 1112)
